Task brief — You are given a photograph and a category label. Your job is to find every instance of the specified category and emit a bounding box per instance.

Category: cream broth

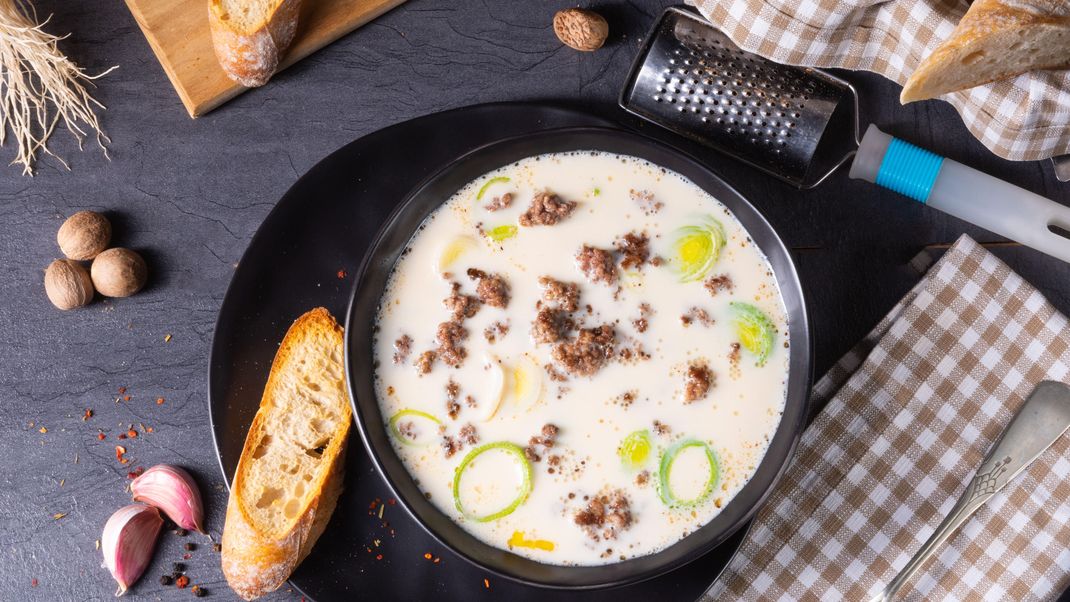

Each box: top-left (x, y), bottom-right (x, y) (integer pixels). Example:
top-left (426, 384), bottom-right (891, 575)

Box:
top-left (373, 152), bottom-right (788, 565)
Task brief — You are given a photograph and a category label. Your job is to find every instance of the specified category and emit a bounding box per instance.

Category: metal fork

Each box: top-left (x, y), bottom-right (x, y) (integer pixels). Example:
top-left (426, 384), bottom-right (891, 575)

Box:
top-left (869, 381), bottom-right (1070, 602)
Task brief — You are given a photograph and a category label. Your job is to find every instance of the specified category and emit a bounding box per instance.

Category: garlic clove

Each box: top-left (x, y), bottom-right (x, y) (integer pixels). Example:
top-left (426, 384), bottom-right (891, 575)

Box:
top-left (130, 464), bottom-right (205, 533)
top-left (101, 504), bottom-right (163, 596)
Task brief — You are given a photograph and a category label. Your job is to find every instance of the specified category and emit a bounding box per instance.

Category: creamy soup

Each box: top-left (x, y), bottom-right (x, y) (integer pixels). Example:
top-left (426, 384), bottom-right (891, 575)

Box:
top-left (373, 152), bottom-right (788, 566)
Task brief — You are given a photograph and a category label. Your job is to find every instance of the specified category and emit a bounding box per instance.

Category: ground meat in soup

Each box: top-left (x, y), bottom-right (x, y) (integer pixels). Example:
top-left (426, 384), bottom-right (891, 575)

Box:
top-left (444, 282), bottom-right (481, 319)
top-left (615, 232), bottom-right (649, 271)
top-left (576, 245), bottom-right (617, 286)
top-left (684, 363), bottom-right (713, 402)
top-left (415, 350), bottom-right (436, 375)
top-left (538, 276), bottom-right (580, 312)
top-left (393, 334), bottom-right (412, 365)
top-left (574, 489), bottom-right (633, 541)
top-left (552, 325), bottom-right (616, 376)
top-left (705, 274), bottom-right (734, 297)
top-left (436, 321), bottom-right (468, 368)
top-left (532, 308), bottom-right (574, 344)
top-left (446, 379), bottom-right (461, 419)
top-left (483, 321), bottom-right (509, 343)
top-left (484, 192), bottom-right (513, 212)
top-left (458, 423), bottom-right (478, 445)
top-left (633, 303), bottom-right (653, 334)
top-left (519, 192), bottom-right (576, 227)
top-left (680, 307), bottom-right (714, 327)
top-left (467, 268), bottom-right (510, 308)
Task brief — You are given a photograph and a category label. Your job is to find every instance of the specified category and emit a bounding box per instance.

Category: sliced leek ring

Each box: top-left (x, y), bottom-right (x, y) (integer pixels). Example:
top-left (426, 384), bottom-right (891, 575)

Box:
top-left (669, 216), bottom-right (726, 282)
top-left (476, 176), bottom-right (511, 201)
top-left (729, 301), bottom-right (776, 367)
top-left (658, 439), bottom-right (719, 508)
top-left (387, 409), bottom-right (442, 447)
top-left (436, 236), bottom-right (477, 273)
top-left (508, 356), bottom-right (543, 409)
top-left (480, 355), bottom-right (506, 422)
top-left (618, 429), bottom-right (652, 471)
top-left (453, 442), bottom-right (533, 522)
top-left (487, 224), bottom-right (518, 242)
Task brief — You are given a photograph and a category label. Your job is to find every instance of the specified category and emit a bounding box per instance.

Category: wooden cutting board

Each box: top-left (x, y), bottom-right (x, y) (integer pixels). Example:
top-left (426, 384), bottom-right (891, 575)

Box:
top-left (125, 0), bottom-right (406, 118)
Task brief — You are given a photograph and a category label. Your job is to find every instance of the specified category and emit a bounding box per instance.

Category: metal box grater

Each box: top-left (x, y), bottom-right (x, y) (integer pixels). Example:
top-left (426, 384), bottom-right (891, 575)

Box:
top-left (619, 7), bottom-right (860, 189)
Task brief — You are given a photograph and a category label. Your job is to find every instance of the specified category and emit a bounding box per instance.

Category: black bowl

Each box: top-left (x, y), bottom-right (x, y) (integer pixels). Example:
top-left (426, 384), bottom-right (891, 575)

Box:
top-left (344, 126), bottom-right (812, 589)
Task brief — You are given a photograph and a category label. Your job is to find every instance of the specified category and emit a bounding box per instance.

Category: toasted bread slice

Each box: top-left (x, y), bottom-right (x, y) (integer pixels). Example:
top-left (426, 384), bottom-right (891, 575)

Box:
top-left (221, 308), bottom-right (351, 600)
top-left (208, 0), bottom-right (301, 87)
top-left (901, 0), bottom-right (1070, 103)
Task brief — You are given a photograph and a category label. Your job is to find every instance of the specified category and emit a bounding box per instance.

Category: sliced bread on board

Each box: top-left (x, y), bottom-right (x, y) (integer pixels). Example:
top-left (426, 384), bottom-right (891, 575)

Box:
top-left (901, 0), bottom-right (1070, 103)
top-left (208, 0), bottom-right (301, 87)
top-left (221, 308), bottom-right (351, 600)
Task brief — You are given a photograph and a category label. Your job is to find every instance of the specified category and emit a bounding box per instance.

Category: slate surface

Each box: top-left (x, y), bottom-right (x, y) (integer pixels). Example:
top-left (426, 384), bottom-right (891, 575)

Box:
top-left (2, 1), bottom-right (1069, 601)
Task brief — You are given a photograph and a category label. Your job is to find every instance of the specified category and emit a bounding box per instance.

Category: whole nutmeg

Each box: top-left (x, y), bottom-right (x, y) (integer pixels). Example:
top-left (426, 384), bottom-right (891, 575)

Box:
top-left (553, 8), bottom-right (609, 52)
top-left (91, 248), bottom-right (147, 298)
top-left (45, 259), bottom-right (94, 310)
top-left (57, 210), bottom-right (111, 260)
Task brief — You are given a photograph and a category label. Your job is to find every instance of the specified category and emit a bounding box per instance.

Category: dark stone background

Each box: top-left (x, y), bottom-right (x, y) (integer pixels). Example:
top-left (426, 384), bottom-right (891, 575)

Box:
top-left (2, 1), bottom-right (1068, 600)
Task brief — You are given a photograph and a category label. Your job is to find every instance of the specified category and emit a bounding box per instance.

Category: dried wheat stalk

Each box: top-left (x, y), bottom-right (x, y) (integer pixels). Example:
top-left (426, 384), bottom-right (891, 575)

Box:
top-left (0, 0), bottom-right (116, 175)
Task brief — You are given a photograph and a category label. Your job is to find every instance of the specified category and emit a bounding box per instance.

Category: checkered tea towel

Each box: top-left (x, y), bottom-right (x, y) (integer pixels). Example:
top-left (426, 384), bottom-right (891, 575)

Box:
top-left (703, 235), bottom-right (1070, 601)
top-left (686, 0), bottom-right (1070, 162)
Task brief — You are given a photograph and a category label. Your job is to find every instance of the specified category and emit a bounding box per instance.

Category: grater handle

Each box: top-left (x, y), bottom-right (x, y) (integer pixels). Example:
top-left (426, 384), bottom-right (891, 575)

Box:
top-left (850, 125), bottom-right (1070, 264)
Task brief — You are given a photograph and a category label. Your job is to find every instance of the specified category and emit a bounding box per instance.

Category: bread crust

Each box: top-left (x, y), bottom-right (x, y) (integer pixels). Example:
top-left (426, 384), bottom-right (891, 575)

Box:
top-left (901, 0), bottom-right (1070, 102)
top-left (208, 0), bottom-right (301, 87)
top-left (221, 308), bottom-right (351, 600)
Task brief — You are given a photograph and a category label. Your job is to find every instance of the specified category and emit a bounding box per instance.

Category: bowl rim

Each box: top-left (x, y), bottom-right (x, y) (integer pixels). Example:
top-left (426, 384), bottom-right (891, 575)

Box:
top-left (344, 125), bottom-right (813, 590)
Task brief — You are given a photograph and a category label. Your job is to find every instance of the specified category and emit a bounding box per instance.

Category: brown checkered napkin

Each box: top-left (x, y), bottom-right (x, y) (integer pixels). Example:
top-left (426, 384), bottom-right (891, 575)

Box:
top-left (703, 235), bottom-right (1070, 601)
top-left (686, 0), bottom-right (1070, 162)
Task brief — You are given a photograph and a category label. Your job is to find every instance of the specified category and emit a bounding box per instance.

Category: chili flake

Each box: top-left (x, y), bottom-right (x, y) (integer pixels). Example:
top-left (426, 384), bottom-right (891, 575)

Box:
top-left (156, 397), bottom-right (164, 405)
top-left (82, 408), bottom-right (92, 421)
top-left (38, 426), bottom-right (47, 433)
top-left (52, 512), bottom-right (66, 520)
top-left (175, 574), bottom-right (189, 588)
top-left (484, 578), bottom-right (490, 589)
top-left (115, 445), bottom-right (128, 463)
top-left (375, 554), bottom-right (383, 561)
top-left (164, 334), bottom-right (172, 343)
top-left (31, 578), bottom-right (38, 587)
top-left (127, 429), bottom-right (138, 438)
top-left (337, 269), bottom-right (347, 279)
top-left (424, 553), bottom-right (432, 560)
top-left (118, 387), bottom-right (126, 394)
top-left (97, 432), bottom-right (106, 440)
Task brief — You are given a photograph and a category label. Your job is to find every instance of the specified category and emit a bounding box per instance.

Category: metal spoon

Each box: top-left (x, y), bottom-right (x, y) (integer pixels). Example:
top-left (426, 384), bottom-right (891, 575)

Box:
top-left (869, 380), bottom-right (1070, 602)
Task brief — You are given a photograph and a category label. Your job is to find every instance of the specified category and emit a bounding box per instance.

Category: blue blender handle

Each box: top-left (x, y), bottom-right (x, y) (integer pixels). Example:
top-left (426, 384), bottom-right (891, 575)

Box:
top-left (849, 125), bottom-right (1070, 264)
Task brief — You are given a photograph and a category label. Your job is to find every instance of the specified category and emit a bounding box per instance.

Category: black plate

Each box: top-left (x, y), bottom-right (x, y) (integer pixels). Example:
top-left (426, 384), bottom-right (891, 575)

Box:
top-left (209, 103), bottom-right (768, 601)
top-left (345, 126), bottom-right (812, 589)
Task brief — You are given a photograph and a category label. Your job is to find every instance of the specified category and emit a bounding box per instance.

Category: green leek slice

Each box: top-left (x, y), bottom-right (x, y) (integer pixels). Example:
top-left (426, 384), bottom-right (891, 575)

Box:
top-left (669, 216), bottom-right (726, 282)
top-left (453, 442), bottom-right (533, 522)
top-left (618, 429), bottom-right (652, 470)
top-left (487, 224), bottom-right (518, 242)
top-left (729, 301), bottom-right (776, 367)
top-left (387, 409), bottom-right (441, 447)
top-left (658, 439), bottom-right (718, 508)
top-left (477, 176), bottom-right (511, 201)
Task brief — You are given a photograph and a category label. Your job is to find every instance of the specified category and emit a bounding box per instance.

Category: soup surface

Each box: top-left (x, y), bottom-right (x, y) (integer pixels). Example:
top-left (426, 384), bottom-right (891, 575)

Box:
top-left (373, 152), bottom-right (788, 565)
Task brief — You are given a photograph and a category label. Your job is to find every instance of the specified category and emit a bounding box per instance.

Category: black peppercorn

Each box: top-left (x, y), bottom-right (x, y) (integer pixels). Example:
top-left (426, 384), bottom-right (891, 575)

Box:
top-left (191, 585), bottom-right (207, 597)
top-left (172, 562), bottom-right (186, 573)
top-left (184, 542), bottom-right (196, 551)
top-left (159, 575), bottom-right (173, 586)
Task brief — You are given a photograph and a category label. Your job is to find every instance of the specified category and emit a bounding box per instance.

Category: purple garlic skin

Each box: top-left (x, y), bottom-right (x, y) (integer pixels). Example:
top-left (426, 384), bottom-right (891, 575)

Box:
top-left (102, 504), bottom-right (163, 596)
top-left (131, 464), bottom-right (205, 533)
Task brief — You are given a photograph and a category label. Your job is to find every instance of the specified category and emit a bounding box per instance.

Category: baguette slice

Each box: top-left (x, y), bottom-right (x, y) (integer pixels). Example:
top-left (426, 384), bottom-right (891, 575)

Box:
top-left (901, 0), bottom-right (1070, 103)
top-left (221, 308), bottom-right (351, 600)
top-left (208, 0), bottom-right (301, 87)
